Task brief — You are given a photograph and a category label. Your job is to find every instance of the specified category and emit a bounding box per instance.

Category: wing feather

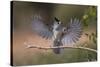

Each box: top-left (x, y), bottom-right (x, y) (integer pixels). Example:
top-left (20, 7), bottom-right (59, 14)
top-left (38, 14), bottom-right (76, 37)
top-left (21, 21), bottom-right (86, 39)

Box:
top-left (32, 15), bottom-right (53, 39)
top-left (62, 18), bottom-right (82, 45)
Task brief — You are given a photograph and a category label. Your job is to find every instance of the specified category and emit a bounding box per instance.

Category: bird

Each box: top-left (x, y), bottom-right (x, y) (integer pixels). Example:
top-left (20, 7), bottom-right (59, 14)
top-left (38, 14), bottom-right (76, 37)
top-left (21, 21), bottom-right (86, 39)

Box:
top-left (32, 15), bottom-right (82, 54)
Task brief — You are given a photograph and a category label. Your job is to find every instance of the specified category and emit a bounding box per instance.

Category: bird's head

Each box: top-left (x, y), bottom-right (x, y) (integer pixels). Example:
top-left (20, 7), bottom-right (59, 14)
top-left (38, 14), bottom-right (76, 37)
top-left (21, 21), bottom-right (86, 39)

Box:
top-left (54, 17), bottom-right (61, 25)
top-left (53, 17), bottom-right (62, 31)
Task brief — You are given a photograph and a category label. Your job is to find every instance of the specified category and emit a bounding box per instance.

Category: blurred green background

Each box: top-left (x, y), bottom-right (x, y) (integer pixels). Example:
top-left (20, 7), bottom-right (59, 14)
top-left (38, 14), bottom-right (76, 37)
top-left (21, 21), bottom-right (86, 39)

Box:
top-left (12, 1), bottom-right (97, 66)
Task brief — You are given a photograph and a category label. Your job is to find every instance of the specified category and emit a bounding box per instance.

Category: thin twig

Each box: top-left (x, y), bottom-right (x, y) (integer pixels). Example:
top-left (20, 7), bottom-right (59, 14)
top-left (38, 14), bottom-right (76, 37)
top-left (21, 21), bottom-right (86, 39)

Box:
top-left (24, 42), bottom-right (97, 53)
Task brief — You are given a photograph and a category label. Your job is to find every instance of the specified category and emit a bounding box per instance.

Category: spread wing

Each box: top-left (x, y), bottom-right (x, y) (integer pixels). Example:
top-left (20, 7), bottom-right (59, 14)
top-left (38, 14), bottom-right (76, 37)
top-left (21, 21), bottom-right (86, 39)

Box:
top-left (32, 15), bottom-right (53, 39)
top-left (62, 18), bottom-right (82, 45)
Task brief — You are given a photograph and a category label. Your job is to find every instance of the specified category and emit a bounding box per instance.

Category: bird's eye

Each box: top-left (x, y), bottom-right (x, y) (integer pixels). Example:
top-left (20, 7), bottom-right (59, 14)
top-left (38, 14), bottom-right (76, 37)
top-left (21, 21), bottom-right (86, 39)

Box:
top-left (58, 22), bottom-right (61, 24)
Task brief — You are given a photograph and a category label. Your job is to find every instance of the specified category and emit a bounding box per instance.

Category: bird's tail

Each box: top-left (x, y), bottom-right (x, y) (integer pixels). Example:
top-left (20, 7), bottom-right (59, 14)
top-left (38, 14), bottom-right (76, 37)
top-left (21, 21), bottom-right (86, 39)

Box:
top-left (53, 47), bottom-right (61, 54)
top-left (53, 40), bottom-right (63, 54)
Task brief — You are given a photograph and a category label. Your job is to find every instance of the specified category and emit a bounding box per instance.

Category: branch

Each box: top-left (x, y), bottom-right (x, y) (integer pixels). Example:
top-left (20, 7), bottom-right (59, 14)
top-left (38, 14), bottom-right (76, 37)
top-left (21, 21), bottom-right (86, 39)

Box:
top-left (24, 42), bottom-right (97, 53)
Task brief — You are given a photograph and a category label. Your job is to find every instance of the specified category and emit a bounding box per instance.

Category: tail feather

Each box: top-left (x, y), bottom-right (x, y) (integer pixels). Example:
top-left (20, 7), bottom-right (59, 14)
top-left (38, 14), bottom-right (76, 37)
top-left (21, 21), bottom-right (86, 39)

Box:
top-left (53, 48), bottom-right (61, 54)
top-left (53, 40), bottom-right (63, 54)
